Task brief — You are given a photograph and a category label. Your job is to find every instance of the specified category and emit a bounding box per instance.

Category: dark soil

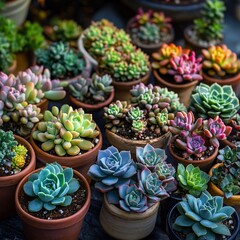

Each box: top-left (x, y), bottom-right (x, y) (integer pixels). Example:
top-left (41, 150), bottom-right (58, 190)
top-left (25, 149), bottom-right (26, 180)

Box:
top-left (1, 122), bottom-right (29, 138)
top-left (0, 151), bottom-right (30, 177)
top-left (18, 177), bottom-right (87, 220)
top-left (72, 94), bottom-right (109, 105)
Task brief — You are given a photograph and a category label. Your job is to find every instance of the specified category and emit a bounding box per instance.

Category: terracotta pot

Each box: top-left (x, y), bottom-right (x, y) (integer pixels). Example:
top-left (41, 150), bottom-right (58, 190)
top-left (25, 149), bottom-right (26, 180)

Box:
top-left (36, 98), bottom-right (49, 113)
top-left (15, 167), bottom-right (91, 240)
top-left (220, 139), bottom-right (237, 149)
top-left (7, 59), bottom-right (17, 73)
top-left (168, 138), bottom-right (218, 172)
top-left (69, 90), bottom-right (114, 112)
top-left (14, 51), bottom-right (34, 74)
top-left (106, 129), bottom-right (171, 160)
top-left (29, 124), bottom-right (102, 181)
top-left (100, 194), bottom-right (160, 240)
top-left (202, 72), bottom-right (240, 98)
top-left (208, 163), bottom-right (240, 213)
top-left (153, 70), bottom-right (198, 107)
top-left (167, 201), bottom-right (240, 240)
top-left (112, 69), bottom-right (150, 102)
top-left (0, 135), bottom-right (36, 220)
top-left (126, 18), bottom-right (174, 55)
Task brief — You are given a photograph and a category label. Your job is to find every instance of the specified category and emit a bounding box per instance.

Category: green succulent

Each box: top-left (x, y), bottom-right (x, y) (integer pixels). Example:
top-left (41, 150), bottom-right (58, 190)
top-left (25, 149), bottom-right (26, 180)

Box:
top-left (69, 77), bottom-right (89, 101)
top-left (23, 162), bottom-right (80, 212)
top-left (173, 191), bottom-right (235, 240)
top-left (190, 83), bottom-right (239, 123)
top-left (131, 119), bottom-right (146, 134)
top-left (176, 164), bottom-right (210, 197)
top-left (126, 107), bottom-right (144, 122)
top-left (135, 22), bottom-right (160, 43)
top-left (90, 40), bottom-right (105, 57)
top-left (155, 161), bottom-right (176, 180)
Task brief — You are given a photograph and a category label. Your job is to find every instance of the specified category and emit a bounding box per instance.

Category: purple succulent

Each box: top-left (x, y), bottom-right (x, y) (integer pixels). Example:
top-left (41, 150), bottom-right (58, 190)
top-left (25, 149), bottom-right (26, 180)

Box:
top-left (168, 52), bottom-right (203, 83)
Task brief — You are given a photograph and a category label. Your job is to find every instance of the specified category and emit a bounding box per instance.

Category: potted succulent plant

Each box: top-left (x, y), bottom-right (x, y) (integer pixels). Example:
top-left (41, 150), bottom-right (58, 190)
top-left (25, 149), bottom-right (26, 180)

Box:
top-left (44, 18), bottom-right (82, 48)
top-left (167, 191), bottom-right (240, 240)
top-left (88, 144), bottom-right (175, 240)
top-left (184, 0), bottom-right (225, 53)
top-left (208, 145), bottom-right (240, 214)
top-left (0, 129), bottom-right (36, 220)
top-left (201, 45), bottom-right (240, 97)
top-left (15, 162), bottom-right (90, 240)
top-left (104, 83), bottom-right (186, 158)
top-left (168, 111), bottom-right (232, 171)
top-left (69, 73), bottom-right (114, 111)
top-left (35, 41), bottom-right (90, 83)
top-left (152, 43), bottom-right (202, 107)
top-left (30, 104), bottom-right (102, 179)
top-left (126, 8), bottom-right (174, 54)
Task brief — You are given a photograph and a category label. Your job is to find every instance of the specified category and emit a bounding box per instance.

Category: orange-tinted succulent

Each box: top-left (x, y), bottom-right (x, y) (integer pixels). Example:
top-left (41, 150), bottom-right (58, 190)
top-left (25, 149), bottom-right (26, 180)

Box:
top-left (152, 43), bottom-right (190, 75)
top-left (202, 45), bottom-right (240, 77)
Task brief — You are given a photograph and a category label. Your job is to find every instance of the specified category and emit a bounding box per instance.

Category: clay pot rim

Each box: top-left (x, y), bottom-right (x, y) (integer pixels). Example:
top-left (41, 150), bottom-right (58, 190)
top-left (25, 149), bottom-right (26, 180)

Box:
top-left (0, 135), bottom-right (36, 183)
top-left (153, 70), bottom-right (199, 89)
top-left (126, 17), bottom-right (175, 50)
top-left (69, 90), bottom-right (114, 110)
top-left (220, 139), bottom-right (237, 149)
top-left (202, 72), bottom-right (240, 85)
top-left (209, 163), bottom-right (240, 202)
top-left (8, 59), bottom-right (17, 73)
top-left (168, 136), bottom-right (218, 165)
top-left (36, 98), bottom-right (48, 107)
top-left (15, 167), bottom-right (91, 225)
top-left (103, 194), bottom-right (159, 220)
top-left (30, 124), bottom-right (102, 163)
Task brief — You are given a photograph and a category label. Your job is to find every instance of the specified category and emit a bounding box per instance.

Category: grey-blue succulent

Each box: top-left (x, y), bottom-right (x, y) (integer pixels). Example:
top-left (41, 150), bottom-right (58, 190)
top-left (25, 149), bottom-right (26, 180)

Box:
top-left (23, 162), bottom-right (80, 212)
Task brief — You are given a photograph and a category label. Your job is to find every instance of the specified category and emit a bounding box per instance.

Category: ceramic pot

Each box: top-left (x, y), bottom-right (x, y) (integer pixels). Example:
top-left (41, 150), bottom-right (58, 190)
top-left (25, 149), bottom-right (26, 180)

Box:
top-left (167, 201), bottom-right (240, 240)
top-left (36, 98), bottom-right (49, 113)
top-left (208, 163), bottom-right (240, 214)
top-left (153, 70), bottom-right (198, 107)
top-left (0, 135), bottom-right (36, 220)
top-left (126, 18), bottom-right (174, 55)
top-left (15, 167), bottom-right (91, 240)
top-left (202, 72), bottom-right (240, 98)
top-left (69, 90), bottom-right (114, 112)
top-left (30, 125), bottom-right (102, 181)
top-left (106, 129), bottom-right (171, 160)
top-left (168, 137), bottom-right (218, 172)
top-left (100, 194), bottom-right (160, 240)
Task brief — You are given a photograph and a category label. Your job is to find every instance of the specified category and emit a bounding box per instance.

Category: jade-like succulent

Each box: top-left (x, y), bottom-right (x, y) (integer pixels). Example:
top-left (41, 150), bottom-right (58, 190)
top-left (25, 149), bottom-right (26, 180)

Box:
top-left (23, 162), bottom-right (80, 212)
top-left (35, 42), bottom-right (85, 80)
top-left (134, 23), bottom-right (160, 43)
top-left (202, 45), bottom-right (240, 77)
top-left (32, 104), bottom-right (100, 156)
top-left (173, 191), bottom-right (235, 239)
top-left (176, 164), bottom-right (210, 197)
top-left (211, 145), bottom-right (240, 198)
top-left (190, 83), bottom-right (239, 123)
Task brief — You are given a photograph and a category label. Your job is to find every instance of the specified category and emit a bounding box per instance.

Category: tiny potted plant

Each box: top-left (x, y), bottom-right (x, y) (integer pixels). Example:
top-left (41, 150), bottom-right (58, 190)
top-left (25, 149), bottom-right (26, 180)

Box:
top-left (152, 43), bottom-right (202, 107)
top-left (88, 144), bottom-right (175, 240)
top-left (167, 191), bottom-right (239, 240)
top-left (209, 145), bottom-right (240, 213)
top-left (35, 41), bottom-right (90, 83)
top-left (168, 111), bottom-right (232, 171)
top-left (104, 83), bottom-right (186, 158)
top-left (184, 0), bottom-right (226, 53)
top-left (30, 104), bottom-right (102, 179)
top-left (15, 162), bottom-right (90, 240)
top-left (44, 18), bottom-right (82, 48)
top-left (0, 129), bottom-right (36, 220)
top-left (126, 8), bottom-right (174, 54)
top-left (69, 73), bottom-right (114, 111)
top-left (201, 45), bottom-right (240, 97)
top-left (189, 83), bottom-right (240, 123)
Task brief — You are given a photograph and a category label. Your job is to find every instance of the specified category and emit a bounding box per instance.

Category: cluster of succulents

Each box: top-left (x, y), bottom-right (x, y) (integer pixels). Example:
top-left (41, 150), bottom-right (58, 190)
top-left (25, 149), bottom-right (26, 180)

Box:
top-left (202, 45), bottom-right (240, 78)
top-left (35, 42), bottom-right (85, 80)
top-left (32, 104), bottom-right (100, 156)
top-left (176, 164), bottom-right (210, 197)
top-left (226, 113), bottom-right (240, 144)
top-left (69, 73), bottom-right (113, 102)
top-left (0, 129), bottom-right (28, 174)
top-left (173, 191), bottom-right (235, 239)
top-left (104, 83), bottom-right (186, 140)
top-left (193, 0), bottom-right (226, 42)
top-left (211, 145), bottom-right (240, 198)
top-left (23, 162), bottom-right (80, 212)
top-left (169, 111), bottom-right (232, 158)
top-left (88, 144), bottom-right (176, 213)
top-left (190, 83), bottom-right (239, 123)
top-left (130, 8), bottom-right (172, 44)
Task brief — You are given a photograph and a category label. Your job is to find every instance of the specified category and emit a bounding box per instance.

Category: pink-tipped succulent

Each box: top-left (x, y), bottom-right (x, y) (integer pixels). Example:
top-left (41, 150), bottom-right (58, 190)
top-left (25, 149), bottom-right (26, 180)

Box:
top-left (203, 116), bottom-right (232, 147)
top-left (168, 52), bottom-right (203, 83)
